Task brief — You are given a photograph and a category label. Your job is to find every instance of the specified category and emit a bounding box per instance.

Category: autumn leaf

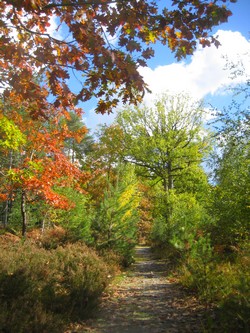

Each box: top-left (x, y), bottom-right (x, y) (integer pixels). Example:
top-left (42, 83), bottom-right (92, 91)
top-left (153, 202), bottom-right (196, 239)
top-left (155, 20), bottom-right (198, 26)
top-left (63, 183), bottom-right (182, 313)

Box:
top-left (1, 0), bottom-right (235, 114)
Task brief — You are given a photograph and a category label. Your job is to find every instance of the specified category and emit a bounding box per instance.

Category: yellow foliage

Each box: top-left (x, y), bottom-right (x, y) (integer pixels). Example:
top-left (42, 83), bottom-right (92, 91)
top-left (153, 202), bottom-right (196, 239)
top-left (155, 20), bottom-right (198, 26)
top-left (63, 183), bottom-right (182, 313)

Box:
top-left (118, 183), bottom-right (141, 222)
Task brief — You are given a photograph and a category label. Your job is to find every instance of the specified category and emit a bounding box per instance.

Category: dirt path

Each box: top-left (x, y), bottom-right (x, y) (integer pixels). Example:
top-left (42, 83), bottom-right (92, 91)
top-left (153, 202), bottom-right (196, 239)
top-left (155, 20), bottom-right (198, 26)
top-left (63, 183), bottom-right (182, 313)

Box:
top-left (71, 246), bottom-right (213, 333)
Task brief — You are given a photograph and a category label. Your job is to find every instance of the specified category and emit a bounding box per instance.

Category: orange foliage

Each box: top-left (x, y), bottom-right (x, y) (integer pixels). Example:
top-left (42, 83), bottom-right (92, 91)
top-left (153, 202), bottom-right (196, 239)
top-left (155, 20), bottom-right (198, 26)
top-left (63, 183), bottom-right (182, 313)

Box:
top-left (0, 97), bottom-right (89, 209)
top-left (1, 0), bottom-right (233, 114)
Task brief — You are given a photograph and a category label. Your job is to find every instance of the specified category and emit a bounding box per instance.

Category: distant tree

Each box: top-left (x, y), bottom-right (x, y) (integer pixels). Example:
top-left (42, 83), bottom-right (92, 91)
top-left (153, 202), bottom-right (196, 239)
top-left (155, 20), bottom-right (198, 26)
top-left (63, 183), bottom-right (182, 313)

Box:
top-left (0, 112), bottom-right (26, 227)
top-left (115, 93), bottom-right (210, 192)
top-left (137, 183), bottom-right (154, 244)
top-left (64, 112), bottom-right (95, 165)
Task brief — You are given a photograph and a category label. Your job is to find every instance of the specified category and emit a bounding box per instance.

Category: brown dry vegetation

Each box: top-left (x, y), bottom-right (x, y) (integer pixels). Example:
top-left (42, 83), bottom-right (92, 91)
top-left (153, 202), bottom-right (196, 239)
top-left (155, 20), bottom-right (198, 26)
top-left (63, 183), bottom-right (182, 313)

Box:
top-left (0, 230), bottom-right (115, 333)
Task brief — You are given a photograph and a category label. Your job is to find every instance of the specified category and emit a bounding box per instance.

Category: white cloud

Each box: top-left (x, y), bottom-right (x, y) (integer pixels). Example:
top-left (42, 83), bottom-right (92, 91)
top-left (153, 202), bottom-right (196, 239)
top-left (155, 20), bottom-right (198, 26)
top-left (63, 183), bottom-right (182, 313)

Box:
top-left (83, 109), bottom-right (117, 135)
top-left (83, 30), bottom-right (250, 132)
top-left (139, 30), bottom-right (250, 101)
top-left (46, 15), bottom-right (64, 40)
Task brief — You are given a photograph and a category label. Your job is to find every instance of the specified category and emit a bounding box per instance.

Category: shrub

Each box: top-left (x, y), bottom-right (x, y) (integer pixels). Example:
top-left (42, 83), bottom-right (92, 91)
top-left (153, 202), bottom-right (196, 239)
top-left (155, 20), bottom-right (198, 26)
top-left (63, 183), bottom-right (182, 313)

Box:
top-left (48, 243), bottom-right (110, 317)
top-left (179, 239), bottom-right (250, 332)
top-left (215, 242), bottom-right (250, 332)
top-left (179, 236), bottom-right (217, 302)
top-left (39, 225), bottom-right (68, 249)
top-left (0, 237), bottom-right (110, 332)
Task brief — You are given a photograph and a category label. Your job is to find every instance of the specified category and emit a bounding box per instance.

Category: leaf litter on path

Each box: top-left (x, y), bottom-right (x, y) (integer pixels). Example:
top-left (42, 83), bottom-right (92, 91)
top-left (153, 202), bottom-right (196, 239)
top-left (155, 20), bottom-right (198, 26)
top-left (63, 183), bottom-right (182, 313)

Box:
top-left (67, 246), bottom-right (215, 333)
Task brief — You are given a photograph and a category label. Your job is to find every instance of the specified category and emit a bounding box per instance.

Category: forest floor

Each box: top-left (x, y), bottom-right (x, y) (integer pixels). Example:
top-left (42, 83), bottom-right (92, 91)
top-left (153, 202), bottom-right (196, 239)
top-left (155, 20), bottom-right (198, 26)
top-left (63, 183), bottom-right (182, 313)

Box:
top-left (67, 246), bottom-right (216, 333)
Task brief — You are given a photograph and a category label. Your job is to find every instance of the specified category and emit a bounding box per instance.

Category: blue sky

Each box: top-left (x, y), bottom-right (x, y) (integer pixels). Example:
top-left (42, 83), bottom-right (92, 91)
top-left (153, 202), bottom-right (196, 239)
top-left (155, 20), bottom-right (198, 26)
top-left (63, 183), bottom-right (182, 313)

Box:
top-left (81, 0), bottom-right (250, 132)
top-left (147, 0), bottom-right (249, 68)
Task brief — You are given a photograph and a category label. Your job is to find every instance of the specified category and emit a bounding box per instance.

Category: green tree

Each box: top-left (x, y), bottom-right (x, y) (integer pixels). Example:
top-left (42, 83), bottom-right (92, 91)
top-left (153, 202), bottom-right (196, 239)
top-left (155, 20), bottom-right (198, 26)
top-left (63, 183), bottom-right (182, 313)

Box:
top-left (211, 136), bottom-right (250, 246)
top-left (40, 187), bottom-right (94, 244)
top-left (0, 113), bottom-right (26, 227)
top-left (93, 164), bottom-right (140, 265)
top-left (63, 112), bottom-right (95, 166)
top-left (209, 70), bottom-right (250, 247)
top-left (115, 93), bottom-right (210, 192)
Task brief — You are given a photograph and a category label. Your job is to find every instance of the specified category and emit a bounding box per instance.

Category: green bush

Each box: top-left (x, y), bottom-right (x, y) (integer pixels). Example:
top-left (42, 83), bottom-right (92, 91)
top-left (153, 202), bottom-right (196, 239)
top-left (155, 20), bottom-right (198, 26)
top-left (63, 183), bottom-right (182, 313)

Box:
top-left (215, 242), bottom-right (250, 332)
top-left (151, 215), bottom-right (170, 248)
top-left (0, 237), bottom-right (110, 332)
top-left (150, 191), bottom-right (214, 252)
top-left (179, 236), bottom-right (217, 301)
top-left (179, 239), bottom-right (250, 332)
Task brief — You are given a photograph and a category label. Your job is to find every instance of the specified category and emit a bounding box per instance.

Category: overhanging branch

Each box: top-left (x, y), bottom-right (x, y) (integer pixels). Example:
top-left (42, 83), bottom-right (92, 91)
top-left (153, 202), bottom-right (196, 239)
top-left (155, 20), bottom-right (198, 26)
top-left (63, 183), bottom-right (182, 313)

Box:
top-left (42, 0), bottom-right (118, 10)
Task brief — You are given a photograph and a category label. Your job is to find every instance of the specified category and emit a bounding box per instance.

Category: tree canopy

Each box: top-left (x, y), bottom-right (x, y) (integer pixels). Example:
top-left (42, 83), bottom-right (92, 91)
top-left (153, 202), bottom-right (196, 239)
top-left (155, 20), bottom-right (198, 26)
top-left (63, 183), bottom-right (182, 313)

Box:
top-left (1, 0), bottom-right (235, 114)
top-left (113, 93), bottom-right (210, 191)
top-left (0, 0), bottom-right (237, 230)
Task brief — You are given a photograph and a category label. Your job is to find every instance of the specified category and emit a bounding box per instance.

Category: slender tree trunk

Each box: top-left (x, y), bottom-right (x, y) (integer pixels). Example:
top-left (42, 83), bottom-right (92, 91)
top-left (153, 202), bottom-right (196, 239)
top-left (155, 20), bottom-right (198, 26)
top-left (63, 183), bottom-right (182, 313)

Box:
top-left (2, 200), bottom-right (8, 228)
top-left (168, 161), bottom-right (174, 190)
top-left (2, 151), bottom-right (14, 227)
top-left (21, 190), bottom-right (27, 236)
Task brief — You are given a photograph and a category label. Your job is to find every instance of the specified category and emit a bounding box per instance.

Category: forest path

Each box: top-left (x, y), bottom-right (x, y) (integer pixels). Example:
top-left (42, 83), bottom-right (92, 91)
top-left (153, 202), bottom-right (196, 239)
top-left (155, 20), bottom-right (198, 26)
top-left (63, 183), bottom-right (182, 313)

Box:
top-left (70, 246), bottom-right (212, 333)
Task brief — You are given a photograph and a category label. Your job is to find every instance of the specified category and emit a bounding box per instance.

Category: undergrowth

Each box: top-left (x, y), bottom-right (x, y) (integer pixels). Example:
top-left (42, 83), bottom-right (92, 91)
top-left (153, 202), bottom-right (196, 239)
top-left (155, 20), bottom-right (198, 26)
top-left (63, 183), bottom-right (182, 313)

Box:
top-left (0, 232), bottom-right (112, 333)
top-left (178, 239), bottom-right (250, 333)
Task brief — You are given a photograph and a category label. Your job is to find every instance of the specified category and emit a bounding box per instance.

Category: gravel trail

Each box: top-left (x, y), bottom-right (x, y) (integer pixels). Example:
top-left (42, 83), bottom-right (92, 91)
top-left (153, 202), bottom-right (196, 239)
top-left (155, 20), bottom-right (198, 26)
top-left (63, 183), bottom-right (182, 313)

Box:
top-left (69, 246), bottom-right (213, 333)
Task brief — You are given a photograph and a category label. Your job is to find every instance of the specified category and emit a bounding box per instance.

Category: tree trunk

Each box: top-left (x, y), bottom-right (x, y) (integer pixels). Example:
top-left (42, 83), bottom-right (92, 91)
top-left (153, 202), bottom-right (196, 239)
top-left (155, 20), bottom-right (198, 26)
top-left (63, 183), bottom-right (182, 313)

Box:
top-left (21, 190), bottom-right (27, 236)
top-left (163, 178), bottom-right (168, 192)
top-left (2, 151), bottom-right (14, 227)
top-left (168, 161), bottom-right (174, 190)
top-left (168, 174), bottom-right (174, 190)
top-left (163, 162), bottom-right (174, 192)
top-left (2, 200), bottom-right (8, 228)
